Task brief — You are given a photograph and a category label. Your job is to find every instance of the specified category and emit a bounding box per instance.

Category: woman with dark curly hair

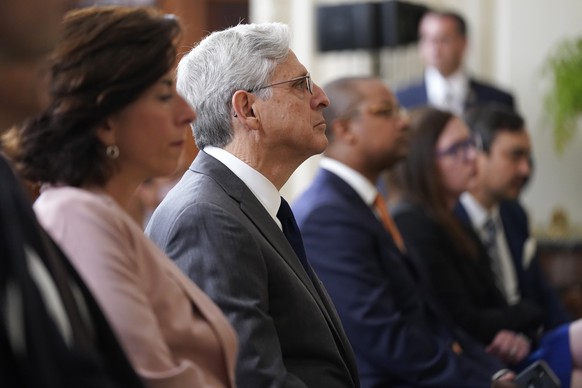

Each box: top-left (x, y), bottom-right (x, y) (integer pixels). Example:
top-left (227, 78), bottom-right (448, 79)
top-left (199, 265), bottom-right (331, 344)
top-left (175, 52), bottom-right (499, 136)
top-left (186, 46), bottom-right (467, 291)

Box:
top-left (13, 6), bottom-right (237, 387)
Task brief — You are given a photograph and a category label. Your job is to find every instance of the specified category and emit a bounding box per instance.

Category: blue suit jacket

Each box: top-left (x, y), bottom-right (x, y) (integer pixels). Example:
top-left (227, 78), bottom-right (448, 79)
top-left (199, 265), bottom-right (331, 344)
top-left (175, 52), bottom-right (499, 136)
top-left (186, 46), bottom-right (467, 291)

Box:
top-left (396, 77), bottom-right (515, 111)
top-left (293, 168), bottom-right (503, 388)
top-left (454, 200), bottom-right (570, 331)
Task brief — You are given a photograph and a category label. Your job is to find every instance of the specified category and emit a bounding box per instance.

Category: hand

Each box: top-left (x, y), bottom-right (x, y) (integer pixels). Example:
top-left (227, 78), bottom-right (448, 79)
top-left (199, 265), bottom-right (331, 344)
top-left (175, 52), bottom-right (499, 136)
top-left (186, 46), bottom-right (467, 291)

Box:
top-left (486, 330), bottom-right (530, 364)
top-left (492, 381), bottom-right (519, 388)
top-left (491, 369), bottom-right (517, 388)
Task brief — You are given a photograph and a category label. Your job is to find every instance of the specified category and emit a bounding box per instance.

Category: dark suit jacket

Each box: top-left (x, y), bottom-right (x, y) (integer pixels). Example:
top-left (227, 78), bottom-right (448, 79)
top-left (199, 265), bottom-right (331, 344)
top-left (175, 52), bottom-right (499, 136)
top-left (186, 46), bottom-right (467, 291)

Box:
top-left (293, 169), bottom-right (503, 388)
top-left (0, 156), bottom-right (144, 388)
top-left (396, 77), bottom-right (515, 111)
top-left (146, 151), bottom-right (359, 388)
top-left (455, 200), bottom-right (570, 331)
top-left (393, 201), bottom-right (545, 345)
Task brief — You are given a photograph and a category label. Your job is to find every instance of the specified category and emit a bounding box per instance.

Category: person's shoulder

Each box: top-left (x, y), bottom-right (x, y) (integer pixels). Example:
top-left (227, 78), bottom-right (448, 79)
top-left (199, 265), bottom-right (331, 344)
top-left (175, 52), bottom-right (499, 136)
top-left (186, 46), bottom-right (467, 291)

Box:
top-left (157, 169), bottom-right (226, 210)
top-left (469, 78), bottom-right (515, 104)
top-left (294, 169), bottom-right (365, 226)
top-left (35, 186), bottom-right (128, 240)
top-left (148, 170), bottom-right (243, 242)
top-left (36, 186), bottom-right (103, 213)
top-left (499, 200), bottom-right (528, 222)
top-left (393, 201), bottom-right (441, 233)
top-left (395, 80), bottom-right (425, 98)
top-left (294, 173), bottom-right (336, 217)
top-left (396, 79), bottom-right (424, 94)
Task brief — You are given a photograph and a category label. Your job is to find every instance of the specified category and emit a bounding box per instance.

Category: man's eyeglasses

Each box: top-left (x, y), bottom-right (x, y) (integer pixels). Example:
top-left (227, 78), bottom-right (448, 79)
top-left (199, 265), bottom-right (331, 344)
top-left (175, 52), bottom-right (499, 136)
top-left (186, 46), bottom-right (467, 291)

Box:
top-left (248, 73), bottom-right (313, 95)
top-left (365, 103), bottom-right (408, 120)
top-left (436, 135), bottom-right (481, 161)
top-left (346, 103), bottom-right (408, 120)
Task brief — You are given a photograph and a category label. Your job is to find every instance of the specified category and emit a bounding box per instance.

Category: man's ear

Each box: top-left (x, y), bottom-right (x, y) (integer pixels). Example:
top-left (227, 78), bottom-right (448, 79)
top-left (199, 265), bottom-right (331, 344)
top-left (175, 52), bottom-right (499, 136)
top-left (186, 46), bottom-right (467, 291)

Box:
top-left (333, 119), bottom-right (357, 145)
top-left (232, 90), bottom-right (260, 129)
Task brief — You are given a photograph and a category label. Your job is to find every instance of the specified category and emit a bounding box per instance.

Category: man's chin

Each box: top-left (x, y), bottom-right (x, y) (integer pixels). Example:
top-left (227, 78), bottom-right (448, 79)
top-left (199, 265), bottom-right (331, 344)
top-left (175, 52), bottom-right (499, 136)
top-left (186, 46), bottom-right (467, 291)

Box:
top-left (502, 188), bottom-right (522, 201)
top-left (313, 134), bottom-right (328, 154)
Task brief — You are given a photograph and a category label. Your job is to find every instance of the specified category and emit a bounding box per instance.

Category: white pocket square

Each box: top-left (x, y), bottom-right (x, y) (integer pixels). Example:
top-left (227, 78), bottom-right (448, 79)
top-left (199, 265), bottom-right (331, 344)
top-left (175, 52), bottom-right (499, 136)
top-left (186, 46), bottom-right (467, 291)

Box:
top-left (522, 237), bottom-right (537, 269)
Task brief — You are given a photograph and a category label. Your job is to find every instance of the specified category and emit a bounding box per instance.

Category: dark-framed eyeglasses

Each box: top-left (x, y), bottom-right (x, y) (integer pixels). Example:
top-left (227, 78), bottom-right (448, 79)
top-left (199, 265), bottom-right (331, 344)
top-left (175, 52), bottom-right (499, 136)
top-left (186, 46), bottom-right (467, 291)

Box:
top-left (248, 73), bottom-right (313, 95)
top-left (436, 135), bottom-right (480, 161)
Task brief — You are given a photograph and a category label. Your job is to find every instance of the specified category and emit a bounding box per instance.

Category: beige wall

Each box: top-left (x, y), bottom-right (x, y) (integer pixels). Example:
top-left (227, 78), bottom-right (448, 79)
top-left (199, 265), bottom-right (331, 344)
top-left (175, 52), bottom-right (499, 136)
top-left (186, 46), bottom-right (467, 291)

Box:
top-left (251, 0), bottom-right (582, 233)
top-left (499, 0), bottom-right (582, 236)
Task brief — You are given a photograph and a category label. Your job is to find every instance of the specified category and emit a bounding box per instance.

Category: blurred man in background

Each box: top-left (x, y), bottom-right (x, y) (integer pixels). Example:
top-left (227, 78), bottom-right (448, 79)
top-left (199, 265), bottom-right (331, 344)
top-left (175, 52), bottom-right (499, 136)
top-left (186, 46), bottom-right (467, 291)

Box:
top-left (396, 10), bottom-right (515, 115)
top-left (456, 104), bottom-right (570, 330)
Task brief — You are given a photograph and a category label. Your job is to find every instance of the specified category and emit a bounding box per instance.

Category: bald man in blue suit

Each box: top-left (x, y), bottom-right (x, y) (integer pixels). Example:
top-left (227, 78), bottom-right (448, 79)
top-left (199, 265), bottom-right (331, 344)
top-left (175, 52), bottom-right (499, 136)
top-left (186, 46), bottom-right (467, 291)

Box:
top-left (294, 76), bottom-right (510, 387)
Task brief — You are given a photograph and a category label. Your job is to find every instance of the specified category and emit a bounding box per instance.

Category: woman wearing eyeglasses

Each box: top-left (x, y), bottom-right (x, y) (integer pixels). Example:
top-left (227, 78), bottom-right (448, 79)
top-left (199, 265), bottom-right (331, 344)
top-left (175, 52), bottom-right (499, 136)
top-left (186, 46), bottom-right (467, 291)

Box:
top-left (388, 107), bottom-right (582, 386)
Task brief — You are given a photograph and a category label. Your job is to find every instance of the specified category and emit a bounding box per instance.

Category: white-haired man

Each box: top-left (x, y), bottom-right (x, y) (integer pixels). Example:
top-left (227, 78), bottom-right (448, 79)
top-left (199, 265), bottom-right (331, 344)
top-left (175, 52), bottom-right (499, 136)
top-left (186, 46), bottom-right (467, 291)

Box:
top-left (147, 23), bottom-right (359, 388)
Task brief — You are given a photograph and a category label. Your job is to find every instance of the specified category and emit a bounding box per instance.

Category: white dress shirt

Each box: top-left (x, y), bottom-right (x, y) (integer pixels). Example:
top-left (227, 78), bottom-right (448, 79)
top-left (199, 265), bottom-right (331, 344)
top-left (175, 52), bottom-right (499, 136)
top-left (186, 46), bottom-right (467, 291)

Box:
top-left (320, 157), bottom-right (378, 209)
top-left (204, 146), bottom-right (283, 230)
top-left (425, 67), bottom-right (470, 116)
top-left (460, 192), bottom-right (521, 305)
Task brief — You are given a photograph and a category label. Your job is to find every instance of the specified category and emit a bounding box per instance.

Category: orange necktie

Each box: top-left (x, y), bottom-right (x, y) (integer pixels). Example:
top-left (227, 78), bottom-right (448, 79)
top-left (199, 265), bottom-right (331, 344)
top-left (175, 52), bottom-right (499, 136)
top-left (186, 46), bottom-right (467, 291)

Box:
top-left (373, 194), bottom-right (406, 253)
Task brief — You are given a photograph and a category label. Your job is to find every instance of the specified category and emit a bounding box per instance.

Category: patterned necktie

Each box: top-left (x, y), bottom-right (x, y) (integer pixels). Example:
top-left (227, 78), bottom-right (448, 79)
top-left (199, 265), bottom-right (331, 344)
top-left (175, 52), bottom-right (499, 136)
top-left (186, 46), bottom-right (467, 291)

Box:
top-left (443, 82), bottom-right (462, 115)
top-left (277, 198), bottom-right (310, 273)
top-left (483, 217), bottom-right (507, 300)
top-left (373, 194), bottom-right (406, 253)
top-left (444, 84), bottom-right (454, 111)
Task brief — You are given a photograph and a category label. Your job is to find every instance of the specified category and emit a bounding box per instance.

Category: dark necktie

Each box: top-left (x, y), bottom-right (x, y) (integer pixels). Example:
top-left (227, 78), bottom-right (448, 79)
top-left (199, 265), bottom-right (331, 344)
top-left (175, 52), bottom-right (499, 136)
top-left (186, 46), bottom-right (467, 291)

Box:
top-left (276, 198), bottom-right (310, 273)
top-left (483, 217), bottom-right (507, 300)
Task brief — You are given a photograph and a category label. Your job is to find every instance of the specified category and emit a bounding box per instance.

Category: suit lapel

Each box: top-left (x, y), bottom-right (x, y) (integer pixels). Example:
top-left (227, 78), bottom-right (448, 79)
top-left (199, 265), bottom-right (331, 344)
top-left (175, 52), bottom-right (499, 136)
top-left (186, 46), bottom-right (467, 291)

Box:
top-left (499, 205), bottom-right (525, 284)
top-left (236, 179), bottom-right (362, 378)
top-left (191, 153), bottom-right (352, 356)
top-left (321, 171), bottom-right (435, 300)
top-left (301, 171), bottom-right (375, 383)
top-left (453, 201), bottom-right (471, 225)
top-left (238, 190), bottom-right (317, 291)
top-left (464, 79), bottom-right (479, 109)
top-left (464, 222), bottom-right (509, 305)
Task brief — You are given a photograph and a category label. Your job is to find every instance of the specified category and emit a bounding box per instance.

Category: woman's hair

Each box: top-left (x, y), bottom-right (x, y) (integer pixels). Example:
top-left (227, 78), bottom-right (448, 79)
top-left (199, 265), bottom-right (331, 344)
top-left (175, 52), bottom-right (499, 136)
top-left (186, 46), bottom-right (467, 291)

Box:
top-left (13, 6), bottom-right (181, 187)
top-left (392, 107), bottom-right (476, 256)
top-left (177, 22), bottom-right (290, 149)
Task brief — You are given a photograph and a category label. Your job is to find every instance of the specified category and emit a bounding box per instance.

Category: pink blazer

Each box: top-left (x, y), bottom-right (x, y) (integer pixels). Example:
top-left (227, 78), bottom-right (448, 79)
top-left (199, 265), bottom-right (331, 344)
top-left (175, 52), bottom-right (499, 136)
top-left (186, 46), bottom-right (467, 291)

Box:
top-left (34, 186), bottom-right (237, 388)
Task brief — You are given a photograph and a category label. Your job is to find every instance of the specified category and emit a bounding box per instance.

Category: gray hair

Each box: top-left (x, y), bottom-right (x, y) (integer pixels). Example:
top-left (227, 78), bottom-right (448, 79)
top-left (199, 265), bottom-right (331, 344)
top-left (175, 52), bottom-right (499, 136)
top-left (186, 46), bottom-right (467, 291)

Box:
top-left (177, 22), bottom-right (290, 149)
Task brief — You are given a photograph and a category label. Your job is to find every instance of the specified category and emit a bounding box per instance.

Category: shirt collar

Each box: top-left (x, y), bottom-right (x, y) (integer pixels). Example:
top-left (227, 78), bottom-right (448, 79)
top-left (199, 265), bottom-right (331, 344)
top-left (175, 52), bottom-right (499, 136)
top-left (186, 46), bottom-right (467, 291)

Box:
top-left (204, 146), bottom-right (281, 225)
top-left (425, 67), bottom-right (469, 110)
top-left (320, 157), bottom-right (378, 206)
top-left (460, 192), bottom-right (500, 230)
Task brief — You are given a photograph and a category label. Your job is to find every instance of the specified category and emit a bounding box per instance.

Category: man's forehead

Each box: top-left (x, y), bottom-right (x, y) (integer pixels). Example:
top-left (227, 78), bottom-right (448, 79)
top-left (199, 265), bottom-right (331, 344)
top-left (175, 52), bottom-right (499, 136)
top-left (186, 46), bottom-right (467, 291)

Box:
top-left (495, 128), bottom-right (529, 141)
top-left (492, 129), bottom-right (531, 149)
top-left (357, 79), bottom-right (392, 96)
top-left (272, 51), bottom-right (307, 77)
top-left (421, 15), bottom-right (461, 36)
